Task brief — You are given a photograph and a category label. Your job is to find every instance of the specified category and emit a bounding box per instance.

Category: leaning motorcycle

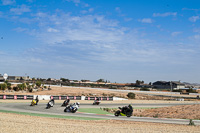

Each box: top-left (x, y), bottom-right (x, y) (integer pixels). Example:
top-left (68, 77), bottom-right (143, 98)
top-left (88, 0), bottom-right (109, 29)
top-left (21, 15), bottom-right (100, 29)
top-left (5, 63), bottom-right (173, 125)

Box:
top-left (93, 100), bottom-right (101, 105)
top-left (61, 99), bottom-right (70, 107)
top-left (46, 100), bottom-right (54, 109)
top-left (30, 99), bottom-right (37, 106)
top-left (114, 107), bottom-right (133, 117)
top-left (64, 102), bottom-right (79, 113)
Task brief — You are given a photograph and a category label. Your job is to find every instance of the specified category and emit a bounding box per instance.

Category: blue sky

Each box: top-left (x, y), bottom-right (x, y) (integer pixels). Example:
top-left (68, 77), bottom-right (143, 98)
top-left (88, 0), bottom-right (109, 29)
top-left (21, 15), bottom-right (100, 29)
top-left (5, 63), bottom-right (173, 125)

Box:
top-left (0, 0), bottom-right (200, 83)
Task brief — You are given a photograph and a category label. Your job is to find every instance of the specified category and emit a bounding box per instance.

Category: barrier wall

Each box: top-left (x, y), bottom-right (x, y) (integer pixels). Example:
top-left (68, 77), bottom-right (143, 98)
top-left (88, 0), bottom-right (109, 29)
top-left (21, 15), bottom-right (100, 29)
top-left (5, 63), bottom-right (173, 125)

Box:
top-left (85, 96), bottom-right (113, 101)
top-left (50, 96), bottom-right (81, 100)
top-left (0, 95), bottom-right (33, 100)
top-left (0, 95), bottom-right (114, 100)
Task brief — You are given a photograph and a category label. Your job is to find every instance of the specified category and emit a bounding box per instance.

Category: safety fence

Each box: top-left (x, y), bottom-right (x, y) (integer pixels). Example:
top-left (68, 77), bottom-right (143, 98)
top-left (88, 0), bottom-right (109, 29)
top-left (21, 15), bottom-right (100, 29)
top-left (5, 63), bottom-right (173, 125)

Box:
top-left (85, 96), bottom-right (113, 101)
top-left (50, 96), bottom-right (81, 100)
top-left (0, 95), bottom-right (33, 100)
top-left (0, 95), bottom-right (114, 101)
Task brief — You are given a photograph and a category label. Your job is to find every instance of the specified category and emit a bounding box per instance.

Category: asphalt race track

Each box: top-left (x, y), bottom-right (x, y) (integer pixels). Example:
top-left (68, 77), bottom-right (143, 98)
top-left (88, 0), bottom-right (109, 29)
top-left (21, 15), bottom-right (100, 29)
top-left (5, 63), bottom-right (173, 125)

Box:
top-left (1, 102), bottom-right (200, 125)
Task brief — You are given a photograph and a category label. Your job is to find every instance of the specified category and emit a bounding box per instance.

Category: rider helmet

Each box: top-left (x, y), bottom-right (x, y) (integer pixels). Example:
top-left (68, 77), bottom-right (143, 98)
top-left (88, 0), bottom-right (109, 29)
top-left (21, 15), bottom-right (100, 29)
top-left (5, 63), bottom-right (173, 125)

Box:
top-left (76, 102), bottom-right (80, 105)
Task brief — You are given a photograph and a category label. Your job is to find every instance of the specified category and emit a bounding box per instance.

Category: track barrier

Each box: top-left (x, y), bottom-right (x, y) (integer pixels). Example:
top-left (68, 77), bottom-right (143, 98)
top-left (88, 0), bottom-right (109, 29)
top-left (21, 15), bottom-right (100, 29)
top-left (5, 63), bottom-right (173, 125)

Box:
top-left (0, 95), bottom-right (33, 100)
top-left (0, 95), bottom-right (115, 100)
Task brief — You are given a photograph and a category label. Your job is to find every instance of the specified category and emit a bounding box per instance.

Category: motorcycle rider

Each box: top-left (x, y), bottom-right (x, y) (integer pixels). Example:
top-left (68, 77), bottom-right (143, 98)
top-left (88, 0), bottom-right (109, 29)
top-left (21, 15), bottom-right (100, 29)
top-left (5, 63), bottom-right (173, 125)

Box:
top-left (49, 98), bottom-right (55, 105)
top-left (35, 95), bottom-right (39, 105)
top-left (94, 97), bottom-right (101, 104)
top-left (121, 104), bottom-right (133, 114)
top-left (71, 102), bottom-right (80, 109)
top-left (65, 98), bottom-right (70, 104)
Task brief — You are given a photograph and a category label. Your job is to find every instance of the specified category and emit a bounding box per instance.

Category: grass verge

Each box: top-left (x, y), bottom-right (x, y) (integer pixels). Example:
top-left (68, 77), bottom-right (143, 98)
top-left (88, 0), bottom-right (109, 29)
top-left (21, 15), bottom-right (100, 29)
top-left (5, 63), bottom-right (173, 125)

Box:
top-left (78, 108), bottom-right (113, 115)
top-left (0, 110), bottom-right (106, 120)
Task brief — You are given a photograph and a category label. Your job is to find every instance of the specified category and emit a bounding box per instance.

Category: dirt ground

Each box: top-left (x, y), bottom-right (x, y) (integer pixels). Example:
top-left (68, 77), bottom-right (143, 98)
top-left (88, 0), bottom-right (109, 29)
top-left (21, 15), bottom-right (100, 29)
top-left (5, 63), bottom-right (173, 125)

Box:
top-left (0, 112), bottom-right (200, 133)
top-left (133, 104), bottom-right (200, 120)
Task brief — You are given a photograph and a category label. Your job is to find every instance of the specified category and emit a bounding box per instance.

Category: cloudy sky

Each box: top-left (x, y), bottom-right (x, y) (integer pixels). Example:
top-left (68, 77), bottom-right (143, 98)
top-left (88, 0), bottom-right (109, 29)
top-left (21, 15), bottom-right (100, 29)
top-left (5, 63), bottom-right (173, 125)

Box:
top-left (0, 0), bottom-right (200, 83)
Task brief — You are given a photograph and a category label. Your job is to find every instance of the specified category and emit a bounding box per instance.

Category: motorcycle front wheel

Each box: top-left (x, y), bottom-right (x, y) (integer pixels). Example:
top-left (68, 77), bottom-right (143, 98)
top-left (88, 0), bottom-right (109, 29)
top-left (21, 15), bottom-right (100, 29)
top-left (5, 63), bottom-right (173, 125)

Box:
top-left (114, 110), bottom-right (120, 116)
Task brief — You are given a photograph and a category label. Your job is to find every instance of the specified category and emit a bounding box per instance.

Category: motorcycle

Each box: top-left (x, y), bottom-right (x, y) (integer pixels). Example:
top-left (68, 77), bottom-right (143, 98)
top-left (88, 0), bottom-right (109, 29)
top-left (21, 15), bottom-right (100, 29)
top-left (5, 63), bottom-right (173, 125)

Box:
top-left (114, 107), bottom-right (133, 117)
top-left (30, 99), bottom-right (37, 106)
top-left (64, 102), bottom-right (79, 113)
top-left (46, 99), bottom-right (55, 109)
top-left (61, 99), bottom-right (70, 107)
top-left (93, 99), bottom-right (101, 105)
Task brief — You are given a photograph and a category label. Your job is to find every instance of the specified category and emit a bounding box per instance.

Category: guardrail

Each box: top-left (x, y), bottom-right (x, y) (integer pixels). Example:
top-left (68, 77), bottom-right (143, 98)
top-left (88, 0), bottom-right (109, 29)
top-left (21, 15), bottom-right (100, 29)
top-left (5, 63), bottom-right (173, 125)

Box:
top-left (0, 95), bottom-right (33, 100)
top-left (0, 95), bottom-right (114, 101)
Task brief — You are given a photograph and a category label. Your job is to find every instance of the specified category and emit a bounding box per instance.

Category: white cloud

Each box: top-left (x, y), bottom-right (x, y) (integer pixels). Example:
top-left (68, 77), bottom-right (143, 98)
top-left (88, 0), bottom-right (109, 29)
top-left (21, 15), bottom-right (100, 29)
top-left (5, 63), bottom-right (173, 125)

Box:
top-left (14, 27), bottom-right (28, 32)
top-left (189, 16), bottom-right (200, 22)
top-left (115, 7), bottom-right (121, 13)
top-left (138, 18), bottom-right (153, 23)
top-left (171, 31), bottom-right (182, 37)
top-left (1, 0), bottom-right (15, 5)
top-left (124, 18), bottom-right (132, 22)
top-left (66, 0), bottom-right (80, 6)
top-left (193, 28), bottom-right (200, 33)
top-left (47, 28), bottom-right (59, 33)
top-left (194, 35), bottom-right (200, 40)
top-left (12, 11), bottom-right (200, 67)
top-left (88, 8), bottom-right (94, 12)
top-left (10, 5), bottom-right (31, 15)
top-left (153, 12), bottom-right (177, 17)
top-left (29, 58), bottom-right (43, 63)
top-left (81, 8), bottom-right (94, 14)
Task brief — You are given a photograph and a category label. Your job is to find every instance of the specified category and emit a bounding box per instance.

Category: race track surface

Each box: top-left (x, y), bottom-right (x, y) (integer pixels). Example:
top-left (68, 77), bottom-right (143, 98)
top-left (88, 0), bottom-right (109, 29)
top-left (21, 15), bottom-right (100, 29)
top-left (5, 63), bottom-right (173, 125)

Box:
top-left (1, 102), bottom-right (200, 125)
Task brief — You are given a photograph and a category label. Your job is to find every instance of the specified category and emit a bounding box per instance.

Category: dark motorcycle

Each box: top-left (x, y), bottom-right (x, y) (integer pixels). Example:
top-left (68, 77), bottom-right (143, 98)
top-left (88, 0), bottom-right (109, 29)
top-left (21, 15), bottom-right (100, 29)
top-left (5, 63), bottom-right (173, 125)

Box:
top-left (61, 99), bottom-right (70, 107)
top-left (114, 106), bottom-right (133, 117)
top-left (93, 100), bottom-right (101, 105)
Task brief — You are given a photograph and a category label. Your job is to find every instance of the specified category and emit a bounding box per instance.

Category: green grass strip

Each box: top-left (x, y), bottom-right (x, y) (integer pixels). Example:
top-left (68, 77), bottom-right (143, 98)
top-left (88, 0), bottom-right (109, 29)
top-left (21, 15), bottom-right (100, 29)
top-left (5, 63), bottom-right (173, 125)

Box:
top-left (78, 108), bottom-right (113, 115)
top-left (0, 110), bottom-right (106, 120)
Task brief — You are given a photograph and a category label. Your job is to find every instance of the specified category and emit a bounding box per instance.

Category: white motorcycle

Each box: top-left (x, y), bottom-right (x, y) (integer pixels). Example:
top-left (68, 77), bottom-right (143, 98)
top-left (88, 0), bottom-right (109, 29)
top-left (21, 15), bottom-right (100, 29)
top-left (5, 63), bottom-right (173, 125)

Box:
top-left (46, 99), bottom-right (55, 109)
top-left (64, 102), bottom-right (80, 113)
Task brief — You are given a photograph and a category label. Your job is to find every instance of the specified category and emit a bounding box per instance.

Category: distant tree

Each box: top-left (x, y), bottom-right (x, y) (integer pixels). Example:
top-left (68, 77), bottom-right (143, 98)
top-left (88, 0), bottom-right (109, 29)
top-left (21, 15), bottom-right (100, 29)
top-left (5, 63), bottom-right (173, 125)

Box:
top-left (97, 79), bottom-right (105, 82)
top-left (36, 81), bottom-right (42, 87)
top-left (0, 83), bottom-right (7, 91)
top-left (13, 86), bottom-right (19, 91)
top-left (61, 78), bottom-right (69, 82)
top-left (32, 78), bottom-right (35, 81)
top-left (136, 80), bottom-right (141, 85)
top-left (127, 92), bottom-right (136, 99)
top-left (27, 85), bottom-right (32, 92)
top-left (47, 78), bottom-right (51, 81)
top-left (17, 83), bottom-right (26, 90)
top-left (7, 82), bottom-right (12, 90)
top-left (4, 81), bottom-right (11, 90)
top-left (149, 82), bottom-right (152, 85)
top-left (136, 80), bottom-right (144, 85)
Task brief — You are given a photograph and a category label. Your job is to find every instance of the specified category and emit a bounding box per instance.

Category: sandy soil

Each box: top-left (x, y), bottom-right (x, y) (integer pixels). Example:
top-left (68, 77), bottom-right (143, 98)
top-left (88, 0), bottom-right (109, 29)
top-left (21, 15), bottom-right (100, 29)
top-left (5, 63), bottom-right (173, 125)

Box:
top-left (133, 104), bottom-right (200, 120)
top-left (0, 112), bottom-right (199, 133)
top-left (1, 86), bottom-right (128, 98)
